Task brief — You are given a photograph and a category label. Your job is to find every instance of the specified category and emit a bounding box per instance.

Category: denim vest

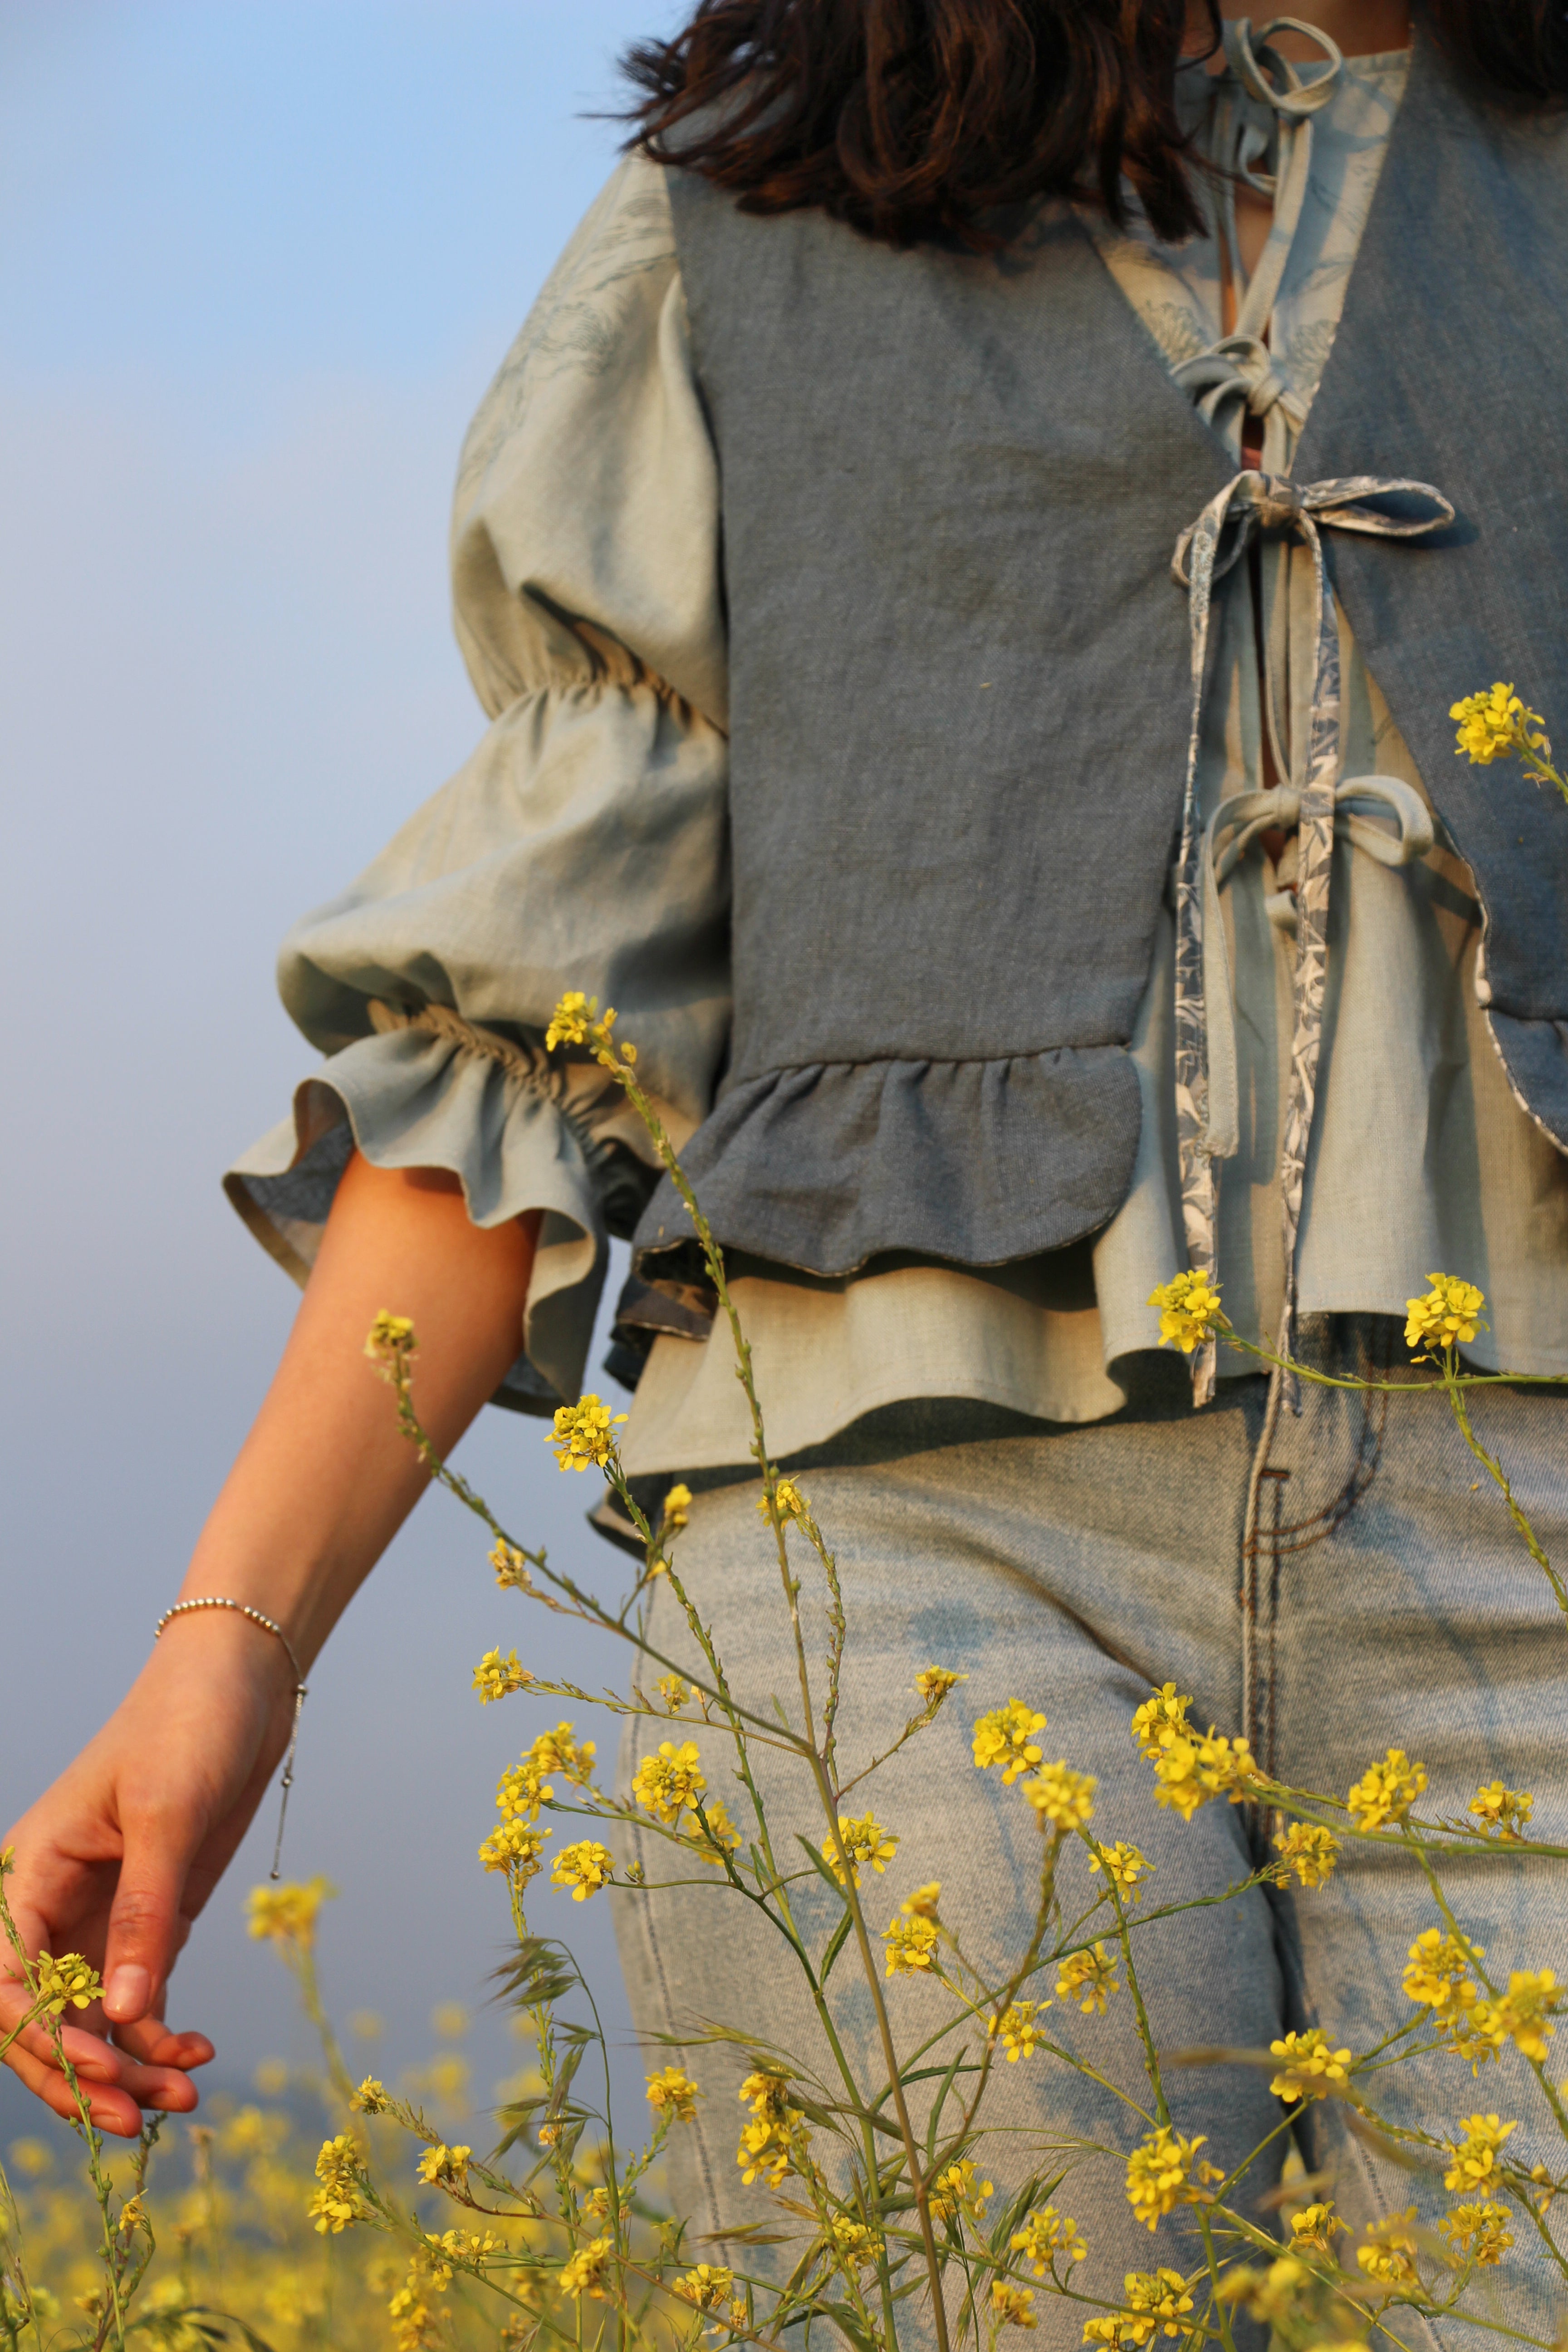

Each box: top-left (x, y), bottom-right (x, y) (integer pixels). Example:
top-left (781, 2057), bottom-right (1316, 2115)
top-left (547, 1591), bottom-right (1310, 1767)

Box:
top-left (630, 34), bottom-right (1568, 1287)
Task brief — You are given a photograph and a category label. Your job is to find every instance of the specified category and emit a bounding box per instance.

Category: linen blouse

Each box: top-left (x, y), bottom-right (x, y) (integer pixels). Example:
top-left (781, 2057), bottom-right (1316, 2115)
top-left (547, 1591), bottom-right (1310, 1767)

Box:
top-left (227, 30), bottom-right (1568, 1472)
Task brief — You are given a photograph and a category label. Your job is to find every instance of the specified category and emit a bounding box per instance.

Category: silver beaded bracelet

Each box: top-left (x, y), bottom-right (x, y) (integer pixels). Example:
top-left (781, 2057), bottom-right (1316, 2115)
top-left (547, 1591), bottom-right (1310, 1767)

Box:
top-left (154, 1598), bottom-right (308, 1880)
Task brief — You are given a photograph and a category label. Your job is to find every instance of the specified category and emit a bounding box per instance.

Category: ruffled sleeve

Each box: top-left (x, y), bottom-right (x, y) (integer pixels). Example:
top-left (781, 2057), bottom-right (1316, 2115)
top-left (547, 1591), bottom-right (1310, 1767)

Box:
top-left (224, 154), bottom-right (730, 1413)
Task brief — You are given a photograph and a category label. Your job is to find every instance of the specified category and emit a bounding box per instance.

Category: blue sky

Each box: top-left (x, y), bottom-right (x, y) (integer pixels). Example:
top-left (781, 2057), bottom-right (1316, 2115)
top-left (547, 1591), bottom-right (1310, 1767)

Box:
top-left (0, 0), bottom-right (681, 2144)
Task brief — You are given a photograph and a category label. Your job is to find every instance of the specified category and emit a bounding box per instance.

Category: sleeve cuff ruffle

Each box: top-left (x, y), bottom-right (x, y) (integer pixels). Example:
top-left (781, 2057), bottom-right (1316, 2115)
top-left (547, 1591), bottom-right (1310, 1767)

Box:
top-left (223, 1024), bottom-right (661, 1412)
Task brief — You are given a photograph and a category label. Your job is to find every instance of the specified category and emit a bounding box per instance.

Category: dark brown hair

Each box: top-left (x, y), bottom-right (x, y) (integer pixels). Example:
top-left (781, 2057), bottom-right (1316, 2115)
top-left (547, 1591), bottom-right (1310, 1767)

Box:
top-left (621, 0), bottom-right (1568, 247)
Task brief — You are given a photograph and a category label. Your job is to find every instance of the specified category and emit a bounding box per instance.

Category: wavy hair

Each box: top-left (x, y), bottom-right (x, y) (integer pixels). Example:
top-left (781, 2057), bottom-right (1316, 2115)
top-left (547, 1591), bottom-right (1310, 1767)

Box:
top-left (621, 0), bottom-right (1568, 246)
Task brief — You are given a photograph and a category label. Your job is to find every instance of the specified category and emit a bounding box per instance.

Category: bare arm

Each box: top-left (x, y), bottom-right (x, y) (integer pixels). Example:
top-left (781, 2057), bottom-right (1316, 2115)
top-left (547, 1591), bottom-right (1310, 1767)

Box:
top-left (1, 1152), bottom-right (539, 2135)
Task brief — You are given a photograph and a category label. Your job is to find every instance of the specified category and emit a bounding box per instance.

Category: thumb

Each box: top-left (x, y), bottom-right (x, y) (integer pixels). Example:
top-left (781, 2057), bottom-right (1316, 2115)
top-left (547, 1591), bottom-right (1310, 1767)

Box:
top-left (101, 1817), bottom-right (198, 2028)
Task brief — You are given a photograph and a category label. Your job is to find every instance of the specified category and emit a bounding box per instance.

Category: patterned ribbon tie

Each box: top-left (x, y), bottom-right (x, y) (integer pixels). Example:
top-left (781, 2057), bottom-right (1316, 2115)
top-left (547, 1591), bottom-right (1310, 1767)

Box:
top-left (1170, 467), bottom-right (1454, 1405)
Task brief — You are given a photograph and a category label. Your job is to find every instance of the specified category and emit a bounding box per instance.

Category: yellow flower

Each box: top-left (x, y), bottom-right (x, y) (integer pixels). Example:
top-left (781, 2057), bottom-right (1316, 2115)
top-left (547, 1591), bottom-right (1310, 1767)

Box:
top-left (1470, 1782), bottom-right (1533, 1841)
top-left (656, 1672), bottom-right (697, 1713)
top-left (1346, 1748), bottom-right (1427, 1831)
top-left (902, 1881), bottom-right (942, 1919)
top-left (1484, 1969), bottom-right (1561, 2062)
top-left (471, 1648), bottom-right (533, 1705)
top-left (973, 1700), bottom-right (1049, 1784)
top-left (1451, 682), bottom-right (1548, 767)
top-left (1356, 2210), bottom-right (1419, 2289)
top-left (1057, 1943), bottom-right (1119, 2015)
top-left (989, 1999), bottom-right (1048, 2059)
top-left (547, 1393), bottom-right (627, 1474)
top-left (931, 2159), bottom-right (992, 2224)
top-left (914, 1665), bottom-right (966, 1708)
top-left (1152, 1728), bottom-right (1257, 1820)
top-left (1024, 1762), bottom-right (1097, 1829)
top-left (662, 1483), bottom-right (693, 1530)
top-left (1147, 1269), bottom-right (1227, 1352)
top-left (488, 1541), bottom-right (534, 1591)
top-left (545, 991), bottom-right (621, 1056)
top-left (631, 1740), bottom-right (706, 1823)
top-left (1124, 2126), bottom-right (1221, 2231)
top-left (821, 1811), bottom-right (898, 1887)
top-left (478, 1820), bottom-right (549, 1879)
top-left (826, 2216), bottom-right (884, 2269)
top-left (756, 1476), bottom-right (806, 1524)
top-left (884, 1914), bottom-right (941, 1979)
top-left (1269, 2028), bottom-right (1352, 2103)
top-left (1404, 1272), bottom-right (1485, 1358)
top-left (684, 1796), bottom-right (743, 1862)
top-left (673, 2264), bottom-right (734, 2312)
top-left (496, 1722), bottom-right (596, 1822)
top-left (351, 2077), bottom-right (389, 2115)
top-left (559, 2236), bottom-right (613, 2301)
top-left (416, 2145), bottom-right (470, 2190)
top-left (31, 1953), bottom-right (103, 2015)
top-left (1290, 2200), bottom-right (1343, 2254)
top-left (1440, 2200), bottom-right (1513, 2266)
top-left (736, 2071), bottom-right (808, 2188)
top-left (1445, 2113), bottom-right (1517, 2193)
top-left (1089, 1842), bottom-right (1155, 1904)
top-left (646, 2066), bottom-right (701, 2122)
top-left (1130, 1684), bottom-right (1190, 1759)
top-left (364, 1311), bottom-right (416, 1368)
top-left (1270, 1821), bottom-right (1340, 1888)
top-left (550, 1841), bottom-right (614, 1901)
top-left (308, 2135), bottom-right (363, 2235)
top-left (1404, 1926), bottom-right (1483, 2021)
top-left (245, 1878), bottom-right (336, 1950)
top-left (1011, 2206), bottom-right (1088, 2275)
top-left (1083, 2269), bottom-right (1195, 2347)
top-left (991, 2281), bottom-right (1038, 2328)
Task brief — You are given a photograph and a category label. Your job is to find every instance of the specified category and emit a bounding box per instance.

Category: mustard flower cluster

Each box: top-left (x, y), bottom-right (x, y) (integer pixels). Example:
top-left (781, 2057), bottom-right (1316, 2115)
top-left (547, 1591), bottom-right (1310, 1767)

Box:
top-left (1024, 1762), bottom-right (1097, 1830)
top-left (415, 2145), bottom-right (470, 2190)
top-left (915, 1665), bottom-right (967, 1709)
top-left (1470, 1781), bottom-right (1533, 1841)
top-left (471, 1648), bottom-right (534, 1705)
top-left (1346, 1748), bottom-right (1428, 1831)
top-left (821, 1811), bottom-right (898, 1887)
top-left (308, 2135), bottom-right (363, 2235)
top-left (1083, 2269), bottom-right (1195, 2347)
top-left (1289, 2201), bottom-right (1343, 2254)
top-left (488, 1541), bottom-right (535, 1592)
top-left (1445, 2113), bottom-right (1518, 2193)
top-left (1268, 2028), bottom-right (1352, 2104)
top-left (1441, 2201), bottom-right (1513, 2266)
top-left (547, 1393), bottom-right (627, 1474)
top-left (1356, 2210), bottom-right (1419, 2289)
top-left (245, 1878), bottom-right (336, 1951)
top-left (1089, 1842), bottom-right (1155, 1904)
top-left (550, 1841), bottom-right (614, 1901)
top-left (497, 1723), bottom-right (597, 1822)
top-left (1451, 682), bottom-right (1550, 766)
top-left (756, 1477), bottom-right (807, 1525)
top-left (684, 1796), bottom-right (743, 1864)
top-left (631, 1740), bottom-right (706, 1824)
top-left (673, 2264), bottom-right (734, 2312)
top-left (1270, 1821), bottom-right (1340, 1888)
top-left (883, 1914), bottom-right (941, 1979)
top-left (558, 2236), bottom-right (614, 2301)
top-left (1147, 1270), bottom-right (1226, 1353)
top-left (931, 2160), bottom-right (993, 2224)
top-left (826, 2216), bottom-right (884, 2270)
top-left (1131, 1686), bottom-right (1257, 1821)
top-left (662, 1483), bottom-right (693, 1530)
top-left (1057, 1944), bottom-right (1118, 2015)
top-left (646, 2066), bottom-right (701, 2123)
top-left (989, 2000), bottom-right (1048, 2060)
top-left (478, 1820), bottom-right (549, 1881)
top-left (1405, 1273), bottom-right (1485, 1358)
top-left (1010, 2206), bottom-right (1088, 2276)
top-left (545, 991), bottom-right (635, 1068)
top-left (736, 2071), bottom-right (809, 2190)
top-left (973, 1700), bottom-right (1048, 1784)
top-left (990, 2281), bottom-right (1038, 2329)
top-left (1124, 2127), bottom-right (1222, 2231)
top-left (31, 1954), bottom-right (103, 2017)
top-left (363, 1311), bottom-right (416, 1372)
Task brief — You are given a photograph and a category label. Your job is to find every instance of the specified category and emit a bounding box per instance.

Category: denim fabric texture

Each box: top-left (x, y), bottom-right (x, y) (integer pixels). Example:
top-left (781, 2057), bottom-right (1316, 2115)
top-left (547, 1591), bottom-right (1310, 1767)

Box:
top-left (612, 1323), bottom-right (1568, 2347)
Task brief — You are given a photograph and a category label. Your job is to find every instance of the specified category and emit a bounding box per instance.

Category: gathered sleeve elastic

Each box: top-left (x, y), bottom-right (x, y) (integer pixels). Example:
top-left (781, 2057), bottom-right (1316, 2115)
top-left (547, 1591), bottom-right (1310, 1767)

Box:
top-left (225, 155), bottom-right (730, 1412)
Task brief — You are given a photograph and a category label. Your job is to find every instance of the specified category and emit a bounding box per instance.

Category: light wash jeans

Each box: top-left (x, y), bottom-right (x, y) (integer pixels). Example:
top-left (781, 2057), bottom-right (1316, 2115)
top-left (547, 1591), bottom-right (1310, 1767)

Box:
top-left (611, 1323), bottom-right (1568, 2349)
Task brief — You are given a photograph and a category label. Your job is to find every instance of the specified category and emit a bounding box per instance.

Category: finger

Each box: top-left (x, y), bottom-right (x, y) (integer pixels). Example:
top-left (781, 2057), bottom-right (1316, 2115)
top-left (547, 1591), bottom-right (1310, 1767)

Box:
top-left (0, 1994), bottom-right (130, 2084)
top-left (111, 2013), bottom-right (215, 2070)
top-left (101, 1828), bottom-right (199, 2028)
top-left (1, 2035), bottom-right (147, 2138)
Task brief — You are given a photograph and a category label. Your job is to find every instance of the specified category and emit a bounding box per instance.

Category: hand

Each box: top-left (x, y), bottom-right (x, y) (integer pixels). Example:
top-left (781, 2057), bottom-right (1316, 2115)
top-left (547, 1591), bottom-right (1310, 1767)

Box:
top-left (0, 1612), bottom-right (296, 2135)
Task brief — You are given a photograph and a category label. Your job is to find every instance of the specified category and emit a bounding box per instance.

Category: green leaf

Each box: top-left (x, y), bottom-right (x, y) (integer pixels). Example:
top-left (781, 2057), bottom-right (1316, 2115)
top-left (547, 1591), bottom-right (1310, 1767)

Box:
top-left (819, 1911), bottom-right (855, 1984)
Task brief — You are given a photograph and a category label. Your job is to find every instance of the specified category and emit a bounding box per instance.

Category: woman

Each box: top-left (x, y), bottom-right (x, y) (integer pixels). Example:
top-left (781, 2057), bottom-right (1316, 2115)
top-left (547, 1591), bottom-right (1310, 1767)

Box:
top-left (6, 0), bottom-right (1568, 2334)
